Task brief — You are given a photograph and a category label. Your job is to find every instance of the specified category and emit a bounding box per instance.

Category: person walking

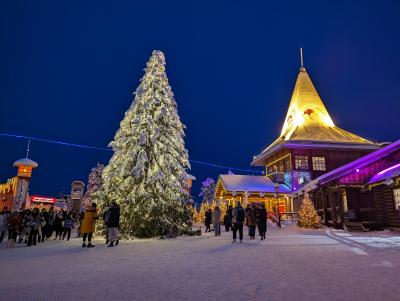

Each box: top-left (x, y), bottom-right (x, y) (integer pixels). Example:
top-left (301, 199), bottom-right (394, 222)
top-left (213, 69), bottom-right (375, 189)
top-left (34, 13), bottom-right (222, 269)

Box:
top-left (107, 202), bottom-right (120, 247)
top-left (81, 203), bottom-right (98, 248)
top-left (204, 208), bottom-right (212, 233)
top-left (212, 206), bottom-right (221, 236)
top-left (257, 203), bottom-right (267, 240)
top-left (62, 212), bottom-right (75, 241)
top-left (0, 206), bottom-right (11, 243)
top-left (246, 204), bottom-right (257, 239)
top-left (232, 202), bottom-right (245, 243)
top-left (7, 211), bottom-right (20, 247)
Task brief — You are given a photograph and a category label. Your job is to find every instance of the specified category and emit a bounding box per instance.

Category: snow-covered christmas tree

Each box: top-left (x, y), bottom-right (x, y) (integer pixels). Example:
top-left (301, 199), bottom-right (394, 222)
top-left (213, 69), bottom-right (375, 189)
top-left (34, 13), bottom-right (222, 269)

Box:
top-left (82, 163), bottom-right (104, 210)
top-left (297, 194), bottom-right (321, 228)
top-left (199, 177), bottom-right (216, 205)
top-left (99, 50), bottom-right (191, 238)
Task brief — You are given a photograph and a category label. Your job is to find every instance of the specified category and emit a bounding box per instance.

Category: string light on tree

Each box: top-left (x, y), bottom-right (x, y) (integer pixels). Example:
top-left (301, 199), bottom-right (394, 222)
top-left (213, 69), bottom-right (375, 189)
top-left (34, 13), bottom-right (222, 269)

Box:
top-left (96, 50), bottom-right (191, 238)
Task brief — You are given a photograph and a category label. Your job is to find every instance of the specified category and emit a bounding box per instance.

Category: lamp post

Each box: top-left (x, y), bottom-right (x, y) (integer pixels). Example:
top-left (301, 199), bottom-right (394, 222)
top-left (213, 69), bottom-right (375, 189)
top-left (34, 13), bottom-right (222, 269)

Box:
top-left (274, 183), bottom-right (281, 229)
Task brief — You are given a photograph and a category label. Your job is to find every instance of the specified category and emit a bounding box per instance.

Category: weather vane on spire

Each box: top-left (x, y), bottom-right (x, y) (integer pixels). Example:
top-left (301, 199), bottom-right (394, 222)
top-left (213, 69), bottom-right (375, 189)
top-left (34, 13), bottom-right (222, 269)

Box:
top-left (300, 47), bottom-right (305, 71)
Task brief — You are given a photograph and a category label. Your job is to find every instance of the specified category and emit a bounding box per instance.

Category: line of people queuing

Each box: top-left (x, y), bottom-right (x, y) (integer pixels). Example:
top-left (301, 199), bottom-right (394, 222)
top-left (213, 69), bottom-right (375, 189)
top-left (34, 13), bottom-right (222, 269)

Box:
top-left (204, 202), bottom-right (267, 243)
top-left (0, 206), bottom-right (77, 247)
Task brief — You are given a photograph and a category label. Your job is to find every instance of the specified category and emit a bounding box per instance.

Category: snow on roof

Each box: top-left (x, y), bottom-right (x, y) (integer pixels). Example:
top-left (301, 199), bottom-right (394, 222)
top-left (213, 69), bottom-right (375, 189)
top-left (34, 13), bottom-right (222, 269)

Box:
top-left (13, 158), bottom-right (38, 168)
top-left (219, 175), bottom-right (291, 194)
top-left (187, 174), bottom-right (196, 180)
top-left (368, 163), bottom-right (400, 185)
top-left (297, 140), bottom-right (400, 194)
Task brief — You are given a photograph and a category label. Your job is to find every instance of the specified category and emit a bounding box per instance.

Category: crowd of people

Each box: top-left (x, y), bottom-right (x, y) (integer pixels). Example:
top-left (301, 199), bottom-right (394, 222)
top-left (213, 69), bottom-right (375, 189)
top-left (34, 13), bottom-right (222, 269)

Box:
top-left (0, 205), bottom-right (77, 247)
top-left (0, 201), bottom-right (121, 249)
top-left (204, 202), bottom-right (268, 243)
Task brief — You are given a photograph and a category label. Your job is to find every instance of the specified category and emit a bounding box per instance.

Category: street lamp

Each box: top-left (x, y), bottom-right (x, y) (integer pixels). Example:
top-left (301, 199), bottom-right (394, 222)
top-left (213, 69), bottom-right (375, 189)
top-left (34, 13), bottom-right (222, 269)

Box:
top-left (274, 183), bottom-right (281, 229)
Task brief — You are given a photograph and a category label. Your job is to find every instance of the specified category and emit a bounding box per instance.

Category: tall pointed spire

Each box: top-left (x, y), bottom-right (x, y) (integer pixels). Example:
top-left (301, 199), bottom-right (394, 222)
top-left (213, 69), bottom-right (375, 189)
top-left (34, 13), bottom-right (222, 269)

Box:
top-left (280, 66), bottom-right (335, 140)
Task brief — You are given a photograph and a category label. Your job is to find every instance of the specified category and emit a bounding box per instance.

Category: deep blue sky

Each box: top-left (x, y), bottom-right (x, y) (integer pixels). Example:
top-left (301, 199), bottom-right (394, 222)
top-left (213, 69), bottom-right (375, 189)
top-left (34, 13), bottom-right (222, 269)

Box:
top-left (1, 1), bottom-right (400, 200)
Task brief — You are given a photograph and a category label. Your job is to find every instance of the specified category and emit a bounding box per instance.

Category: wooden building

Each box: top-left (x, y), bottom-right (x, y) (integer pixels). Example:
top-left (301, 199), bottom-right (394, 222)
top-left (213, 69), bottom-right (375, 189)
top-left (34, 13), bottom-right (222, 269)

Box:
top-left (251, 63), bottom-right (381, 207)
top-left (298, 140), bottom-right (400, 229)
top-left (0, 157), bottom-right (38, 211)
top-left (214, 174), bottom-right (292, 217)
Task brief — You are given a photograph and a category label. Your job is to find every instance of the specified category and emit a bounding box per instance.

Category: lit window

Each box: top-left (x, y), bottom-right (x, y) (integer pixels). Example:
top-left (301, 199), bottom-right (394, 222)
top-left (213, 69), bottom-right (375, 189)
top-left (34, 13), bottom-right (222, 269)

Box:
top-left (312, 157), bottom-right (326, 171)
top-left (295, 156), bottom-right (308, 170)
top-left (393, 188), bottom-right (400, 210)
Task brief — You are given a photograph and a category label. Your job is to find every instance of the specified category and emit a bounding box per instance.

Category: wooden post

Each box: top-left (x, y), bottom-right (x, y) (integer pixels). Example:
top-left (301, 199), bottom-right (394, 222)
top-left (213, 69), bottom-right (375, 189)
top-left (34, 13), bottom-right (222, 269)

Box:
top-left (321, 189), bottom-right (329, 225)
top-left (328, 188), bottom-right (337, 228)
top-left (337, 188), bottom-right (345, 229)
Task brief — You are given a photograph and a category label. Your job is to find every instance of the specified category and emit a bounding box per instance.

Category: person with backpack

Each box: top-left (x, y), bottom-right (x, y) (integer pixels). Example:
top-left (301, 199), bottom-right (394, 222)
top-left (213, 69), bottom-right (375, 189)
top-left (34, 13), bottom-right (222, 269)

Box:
top-left (232, 202), bottom-right (245, 243)
top-left (62, 211), bottom-right (75, 241)
top-left (107, 202), bottom-right (120, 247)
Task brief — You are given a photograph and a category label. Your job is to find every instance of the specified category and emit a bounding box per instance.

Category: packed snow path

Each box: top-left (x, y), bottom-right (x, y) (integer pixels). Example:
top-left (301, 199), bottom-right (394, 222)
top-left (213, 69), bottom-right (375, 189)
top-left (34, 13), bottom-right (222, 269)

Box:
top-left (1, 224), bottom-right (400, 301)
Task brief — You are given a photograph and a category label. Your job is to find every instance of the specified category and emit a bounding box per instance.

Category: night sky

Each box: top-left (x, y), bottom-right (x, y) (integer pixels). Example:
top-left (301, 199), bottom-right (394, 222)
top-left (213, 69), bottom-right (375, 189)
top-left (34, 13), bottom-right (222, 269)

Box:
top-left (1, 1), bottom-right (400, 201)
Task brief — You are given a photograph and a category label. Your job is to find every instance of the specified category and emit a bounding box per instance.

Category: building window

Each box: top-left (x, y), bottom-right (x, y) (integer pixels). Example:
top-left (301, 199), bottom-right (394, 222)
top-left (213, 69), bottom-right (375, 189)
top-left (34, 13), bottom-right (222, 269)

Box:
top-left (295, 156), bottom-right (308, 170)
top-left (312, 157), bottom-right (326, 171)
top-left (393, 188), bottom-right (400, 211)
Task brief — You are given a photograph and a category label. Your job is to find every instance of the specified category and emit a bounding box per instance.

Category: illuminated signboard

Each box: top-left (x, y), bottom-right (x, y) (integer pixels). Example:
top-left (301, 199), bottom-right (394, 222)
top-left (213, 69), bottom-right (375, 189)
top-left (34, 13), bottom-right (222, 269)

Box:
top-left (31, 196), bottom-right (56, 204)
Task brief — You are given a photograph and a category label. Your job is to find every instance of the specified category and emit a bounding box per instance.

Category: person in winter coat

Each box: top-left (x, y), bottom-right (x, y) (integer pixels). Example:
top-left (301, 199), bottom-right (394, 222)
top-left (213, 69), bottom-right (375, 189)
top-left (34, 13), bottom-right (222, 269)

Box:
top-left (0, 206), bottom-right (11, 242)
top-left (212, 206), bottom-right (221, 236)
top-left (246, 204), bottom-right (257, 239)
top-left (257, 203), bottom-right (267, 240)
top-left (47, 206), bottom-right (55, 238)
top-left (102, 204), bottom-right (111, 244)
top-left (27, 208), bottom-right (41, 247)
top-left (223, 211), bottom-right (232, 232)
top-left (204, 209), bottom-right (212, 233)
top-left (7, 211), bottom-right (20, 247)
top-left (53, 210), bottom-right (64, 240)
top-left (20, 209), bottom-right (32, 244)
top-left (62, 212), bottom-right (75, 241)
top-left (107, 202), bottom-right (120, 247)
top-left (232, 202), bottom-right (245, 243)
top-left (81, 203), bottom-right (98, 248)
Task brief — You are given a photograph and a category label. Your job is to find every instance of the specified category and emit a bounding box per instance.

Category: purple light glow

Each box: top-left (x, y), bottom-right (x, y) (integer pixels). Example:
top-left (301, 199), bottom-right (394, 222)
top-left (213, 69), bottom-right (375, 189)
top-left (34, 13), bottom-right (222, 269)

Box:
top-left (377, 163), bottom-right (400, 175)
top-left (356, 169), bottom-right (360, 173)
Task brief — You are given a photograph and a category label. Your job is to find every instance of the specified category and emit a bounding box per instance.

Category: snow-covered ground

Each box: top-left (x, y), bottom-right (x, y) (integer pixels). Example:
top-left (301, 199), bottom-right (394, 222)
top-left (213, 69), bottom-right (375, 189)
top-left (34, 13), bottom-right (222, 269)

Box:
top-left (1, 223), bottom-right (400, 301)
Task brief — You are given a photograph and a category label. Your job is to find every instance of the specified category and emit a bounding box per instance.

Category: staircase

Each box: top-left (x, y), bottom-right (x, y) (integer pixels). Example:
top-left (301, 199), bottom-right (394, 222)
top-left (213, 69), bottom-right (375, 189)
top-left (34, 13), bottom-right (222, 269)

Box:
top-left (344, 221), bottom-right (367, 232)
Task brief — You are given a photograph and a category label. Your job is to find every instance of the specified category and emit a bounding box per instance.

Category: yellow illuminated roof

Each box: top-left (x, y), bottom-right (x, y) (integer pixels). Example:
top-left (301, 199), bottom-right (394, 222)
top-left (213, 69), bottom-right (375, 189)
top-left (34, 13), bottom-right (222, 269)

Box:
top-left (280, 68), bottom-right (371, 144)
top-left (251, 66), bottom-right (379, 166)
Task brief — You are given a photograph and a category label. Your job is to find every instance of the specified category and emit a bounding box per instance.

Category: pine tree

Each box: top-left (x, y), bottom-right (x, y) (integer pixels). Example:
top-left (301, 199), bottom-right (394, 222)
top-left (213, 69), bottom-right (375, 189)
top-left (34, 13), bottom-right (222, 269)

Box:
top-left (297, 194), bottom-right (321, 228)
top-left (98, 50), bottom-right (191, 238)
top-left (82, 163), bottom-right (104, 210)
top-left (199, 177), bottom-right (216, 205)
